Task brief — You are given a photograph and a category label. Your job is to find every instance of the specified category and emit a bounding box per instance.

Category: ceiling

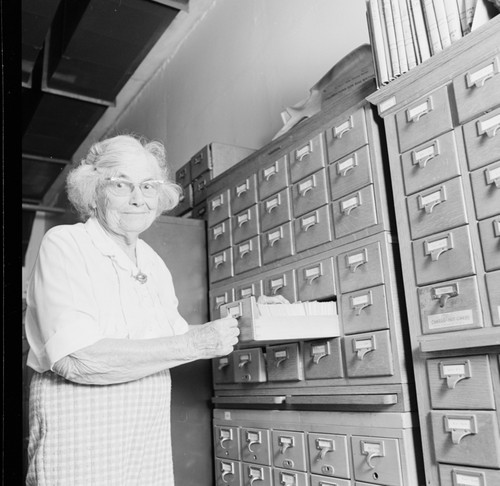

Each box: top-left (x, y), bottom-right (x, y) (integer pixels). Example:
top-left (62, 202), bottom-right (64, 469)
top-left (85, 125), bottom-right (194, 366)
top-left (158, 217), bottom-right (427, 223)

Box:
top-left (21, 0), bottom-right (211, 260)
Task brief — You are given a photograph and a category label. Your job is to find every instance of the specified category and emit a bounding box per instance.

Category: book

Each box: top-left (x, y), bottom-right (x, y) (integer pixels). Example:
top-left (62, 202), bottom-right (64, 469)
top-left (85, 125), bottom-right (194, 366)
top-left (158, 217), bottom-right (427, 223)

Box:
top-left (465, 0), bottom-right (479, 29)
top-left (382, 0), bottom-right (402, 76)
top-left (409, 0), bottom-right (432, 62)
top-left (378, 0), bottom-right (394, 80)
top-left (400, 0), bottom-right (418, 69)
top-left (422, 0), bottom-right (444, 54)
top-left (434, 0), bottom-right (453, 47)
top-left (390, 0), bottom-right (409, 73)
top-left (367, 0), bottom-right (391, 86)
top-left (443, 0), bottom-right (463, 41)
top-left (456, 0), bottom-right (471, 34)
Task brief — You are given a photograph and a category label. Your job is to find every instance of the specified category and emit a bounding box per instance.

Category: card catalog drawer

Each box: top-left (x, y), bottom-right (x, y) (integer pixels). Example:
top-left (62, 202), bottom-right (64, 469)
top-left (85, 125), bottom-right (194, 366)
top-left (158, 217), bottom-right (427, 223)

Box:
top-left (261, 222), bottom-right (294, 265)
top-left (332, 184), bottom-right (378, 239)
top-left (175, 161), bottom-right (191, 188)
top-left (233, 236), bottom-right (261, 275)
top-left (341, 285), bottom-right (390, 335)
top-left (193, 171), bottom-right (211, 205)
top-left (396, 85), bottom-right (454, 152)
top-left (463, 107), bottom-right (500, 171)
top-left (329, 144), bottom-right (373, 200)
top-left (407, 177), bottom-right (468, 240)
top-left (208, 190), bottom-right (231, 226)
top-left (266, 343), bottom-right (304, 382)
top-left (296, 257), bottom-right (336, 302)
top-left (326, 106), bottom-right (369, 161)
top-left (231, 174), bottom-right (258, 214)
top-left (241, 427), bottom-right (272, 466)
top-left (273, 469), bottom-right (308, 486)
top-left (427, 355), bottom-right (495, 410)
top-left (439, 464), bottom-right (500, 486)
top-left (303, 338), bottom-right (344, 380)
top-left (209, 248), bottom-right (234, 283)
top-left (213, 355), bottom-right (235, 385)
top-left (208, 218), bottom-right (232, 255)
top-left (260, 188), bottom-right (292, 233)
top-left (453, 56), bottom-right (500, 123)
top-left (215, 459), bottom-right (241, 486)
top-left (233, 348), bottom-right (267, 383)
top-left (211, 288), bottom-right (234, 319)
top-left (337, 240), bottom-right (385, 293)
top-left (289, 133), bottom-right (326, 183)
top-left (171, 183), bottom-right (193, 216)
top-left (243, 464), bottom-right (273, 486)
top-left (234, 280), bottom-right (262, 301)
top-left (351, 436), bottom-right (402, 486)
top-left (291, 169), bottom-right (329, 218)
top-left (310, 475), bottom-right (351, 486)
top-left (190, 145), bottom-right (210, 180)
top-left (401, 130), bottom-right (461, 196)
top-left (417, 276), bottom-right (483, 334)
top-left (344, 330), bottom-right (394, 378)
top-left (263, 270), bottom-right (297, 304)
top-left (258, 154), bottom-right (289, 200)
top-left (470, 161), bottom-right (500, 220)
top-left (431, 410), bottom-right (500, 468)
top-left (412, 225), bottom-right (475, 286)
top-left (233, 204), bottom-right (259, 244)
top-left (479, 216), bottom-right (500, 271)
top-left (294, 205), bottom-right (333, 253)
top-left (308, 433), bottom-right (350, 479)
top-left (214, 425), bottom-right (241, 460)
top-left (272, 430), bottom-right (307, 471)
top-left (486, 271), bottom-right (500, 326)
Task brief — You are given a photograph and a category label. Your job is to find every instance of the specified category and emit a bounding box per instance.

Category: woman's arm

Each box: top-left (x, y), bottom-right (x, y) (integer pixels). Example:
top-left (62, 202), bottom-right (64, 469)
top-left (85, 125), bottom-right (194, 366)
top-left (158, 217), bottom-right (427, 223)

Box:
top-left (52, 318), bottom-right (239, 385)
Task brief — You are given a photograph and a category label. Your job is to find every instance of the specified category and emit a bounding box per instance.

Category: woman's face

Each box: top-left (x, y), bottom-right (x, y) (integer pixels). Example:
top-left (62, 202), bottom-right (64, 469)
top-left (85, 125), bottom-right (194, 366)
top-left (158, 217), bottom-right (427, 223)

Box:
top-left (96, 151), bottom-right (162, 241)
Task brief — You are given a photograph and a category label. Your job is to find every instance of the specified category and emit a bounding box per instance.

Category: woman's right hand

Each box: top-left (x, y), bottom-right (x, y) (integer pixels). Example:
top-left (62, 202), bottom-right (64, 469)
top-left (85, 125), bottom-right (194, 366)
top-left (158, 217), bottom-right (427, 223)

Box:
top-left (187, 317), bottom-right (240, 359)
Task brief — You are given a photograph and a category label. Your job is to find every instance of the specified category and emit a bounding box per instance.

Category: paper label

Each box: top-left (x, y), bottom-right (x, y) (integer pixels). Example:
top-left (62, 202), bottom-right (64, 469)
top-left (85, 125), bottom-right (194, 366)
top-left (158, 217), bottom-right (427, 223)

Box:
top-left (480, 113), bottom-right (500, 132)
top-left (455, 473), bottom-right (481, 486)
top-left (415, 145), bottom-right (436, 161)
top-left (434, 285), bottom-right (456, 296)
top-left (469, 63), bottom-right (495, 85)
top-left (249, 467), bottom-right (262, 479)
top-left (428, 310), bottom-right (474, 329)
top-left (302, 215), bottom-right (317, 227)
top-left (274, 350), bottom-right (288, 359)
top-left (296, 143), bottom-right (311, 159)
top-left (334, 119), bottom-right (351, 135)
top-left (347, 251), bottom-right (366, 265)
top-left (299, 178), bottom-right (314, 192)
top-left (221, 462), bottom-right (233, 473)
top-left (355, 339), bottom-right (373, 350)
top-left (338, 157), bottom-right (355, 172)
top-left (305, 266), bottom-right (321, 278)
top-left (426, 237), bottom-right (449, 253)
top-left (379, 96), bottom-right (396, 112)
top-left (240, 287), bottom-right (253, 298)
top-left (341, 196), bottom-right (359, 211)
top-left (239, 242), bottom-right (251, 253)
top-left (420, 190), bottom-right (442, 206)
top-left (263, 164), bottom-right (277, 178)
top-left (487, 166), bottom-right (500, 181)
top-left (247, 431), bottom-right (260, 441)
top-left (362, 442), bottom-right (382, 454)
top-left (352, 294), bottom-right (370, 306)
top-left (312, 344), bottom-right (328, 354)
top-left (269, 230), bottom-right (282, 241)
top-left (442, 364), bottom-right (466, 376)
top-left (220, 429), bottom-right (231, 439)
top-left (408, 100), bottom-right (429, 120)
top-left (447, 418), bottom-right (472, 430)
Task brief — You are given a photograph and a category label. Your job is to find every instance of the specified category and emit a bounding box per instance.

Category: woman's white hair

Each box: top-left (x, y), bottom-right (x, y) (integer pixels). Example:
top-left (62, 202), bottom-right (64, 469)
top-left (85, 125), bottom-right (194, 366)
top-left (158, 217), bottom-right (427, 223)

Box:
top-left (66, 134), bottom-right (182, 220)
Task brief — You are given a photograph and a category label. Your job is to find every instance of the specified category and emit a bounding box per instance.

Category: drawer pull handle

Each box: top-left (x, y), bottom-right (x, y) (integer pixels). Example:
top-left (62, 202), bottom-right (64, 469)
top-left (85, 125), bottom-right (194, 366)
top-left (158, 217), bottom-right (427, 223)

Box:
top-left (221, 461), bottom-right (234, 483)
top-left (238, 353), bottom-right (252, 368)
top-left (304, 264), bottom-right (322, 285)
top-left (466, 57), bottom-right (499, 89)
top-left (213, 223), bottom-right (225, 239)
top-left (311, 341), bottom-right (330, 364)
top-left (412, 140), bottom-right (440, 169)
top-left (444, 414), bottom-right (478, 444)
top-left (424, 233), bottom-right (454, 262)
top-left (353, 336), bottom-right (376, 360)
top-left (407, 97), bottom-right (433, 123)
top-left (316, 438), bottom-right (335, 461)
top-left (439, 360), bottom-right (471, 389)
top-left (219, 429), bottom-right (233, 449)
top-left (301, 213), bottom-right (318, 232)
top-left (340, 192), bottom-right (361, 216)
top-left (214, 253), bottom-right (227, 268)
top-left (298, 176), bottom-right (316, 197)
top-left (451, 468), bottom-right (486, 486)
top-left (265, 195), bottom-right (280, 213)
top-left (217, 357), bottom-right (229, 371)
top-left (263, 162), bottom-right (278, 181)
top-left (418, 185), bottom-right (447, 214)
top-left (192, 153), bottom-right (203, 165)
top-left (270, 277), bottom-right (285, 294)
top-left (225, 302), bottom-right (242, 319)
top-left (236, 180), bottom-right (250, 197)
top-left (477, 113), bottom-right (500, 138)
top-left (346, 249), bottom-right (368, 273)
top-left (360, 440), bottom-right (385, 469)
top-left (246, 431), bottom-right (262, 453)
top-left (238, 242), bottom-right (252, 258)
top-left (279, 471), bottom-right (297, 485)
top-left (268, 228), bottom-right (283, 247)
top-left (196, 179), bottom-right (206, 191)
top-left (485, 164), bottom-right (500, 188)
top-left (237, 212), bottom-right (250, 227)
top-left (295, 141), bottom-right (312, 161)
top-left (333, 115), bottom-right (354, 139)
top-left (249, 466), bottom-right (264, 485)
top-left (431, 283), bottom-right (459, 308)
top-left (211, 194), bottom-right (224, 210)
top-left (336, 153), bottom-right (358, 176)
top-left (215, 296), bottom-right (227, 309)
top-left (273, 349), bottom-right (288, 367)
top-left (350, 291), bottom-right (373, 316)
top-left (278, 436), bottom-right (294, 455)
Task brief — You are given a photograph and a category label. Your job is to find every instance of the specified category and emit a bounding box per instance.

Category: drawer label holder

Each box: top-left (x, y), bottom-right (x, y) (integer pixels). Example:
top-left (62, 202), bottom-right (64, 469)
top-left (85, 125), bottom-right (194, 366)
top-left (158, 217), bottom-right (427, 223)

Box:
top-left (439, 360), bottom-right (472, 389)
top-left (444, 414), bottom-right (478, 444)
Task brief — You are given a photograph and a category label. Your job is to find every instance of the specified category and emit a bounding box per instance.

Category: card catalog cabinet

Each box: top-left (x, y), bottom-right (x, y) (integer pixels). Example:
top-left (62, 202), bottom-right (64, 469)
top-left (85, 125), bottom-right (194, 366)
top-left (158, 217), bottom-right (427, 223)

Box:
top-left (205, 79), bottom-right (422, 484)
top-left (368, 17), bottom-right (500, 486)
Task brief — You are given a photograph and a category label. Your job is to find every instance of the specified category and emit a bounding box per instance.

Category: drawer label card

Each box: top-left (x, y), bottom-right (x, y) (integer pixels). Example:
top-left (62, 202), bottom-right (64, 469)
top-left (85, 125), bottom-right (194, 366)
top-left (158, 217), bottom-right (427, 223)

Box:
top-left (240, 287), bottom-right (253, 298)
top-left (340, 194), bottom-right (361, 215)
top-left (413, 144), bottom-right (437, 166)
top-left (337, 154), bottom-right (358, 176)
top-left (263, 163), bottom-right (278, 180)
top-left (333, 116), bottom-right (353, 138)
top-left (428, 310), bottom-right (474, 329)
top-left (486, 165), bottom-right (500, 186)
top-left (478, 113), bottom-right (500, 137)
top-left (444, 415), bottom-right (477, 444)
top-left (213, 224), bottom-right (225, 238)
top-left (211, 194), bottom-right (224, 210)
top-left (467, 60), bottom-right (499, 88)
top-left (296, 141), bottom-right (312, 160)
top-left (453, 469), bottom-right (485, 486)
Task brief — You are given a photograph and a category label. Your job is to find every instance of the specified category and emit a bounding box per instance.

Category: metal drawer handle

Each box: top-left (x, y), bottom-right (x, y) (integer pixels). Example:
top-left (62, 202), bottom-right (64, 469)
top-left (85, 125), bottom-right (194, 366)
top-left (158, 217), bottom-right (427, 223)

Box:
top-left (236, 180), bottom-right (250, 197)
top-left (192, 152), bottom-right (203, 165)
top-left (249, 466), bottom-right (264, 485)
top-left (494, 219), bottom-right (500, 238)
top-left (418, 185), bottom-right (447, 214)
top-left (263, 162), bottom-right (278, 181)
top-left (219, 429), bottom-right (233, 449)
top-left (311, 341), bottom-right (330, 364)
top-left (265, 195), bottom-right (280, 213)
top-left (485, 164), bottom-right (500, 188)
top-left (246, 431), bottom-right (262, 453)
top-left (238, 353), bottom-right (252, 368)
top-left (412, 140), bottom-right (440, 169)
top-left (333, 115), bottom-right (353, 139)
top-left (477, 113), bottom-right (500, 138)
top-left (295, 141), bottom-right (312, 161)
top-left (444, 414), bottom-right (478, 444)
top-left (270, 277), bottom-right (285, 294)
top-left (340, 192), bottom-right (361, 216)
top-left (238, 242), bottom-right (252, 258)
top-left (301, 213), bottom-right (318, 232)
top-left (316, 438), bottom-right (335, 461)
top-left (360, 440), bottom-right (385, 469)
top-left (407, 97), bottom-right (433, 123)
top-left (431, 283), bottom-right (459, 308)
top-left (353, 336), bottom-right (376, 360)
top-left (214, 253), bottom-right (227, 268)
top-left (424, 233), bottom-right (454, 262)
top-left (213, 223), bottom-right (225, 239)
top-left (273, 349), bottom-right (288, 367)
top-left (336, 153), bottom-right (358, 176)
top-left (268, 228), bottom-right (283, 247)
top-left (466, 57), bottom-right (499, 89)
top-left (350, 291), bottom-right (373, 316)
top-left (279, 471), bottom-right (297, 485)
top-left (298, 176), bottom-right (316, 197)
top-left (346, 249), bottom-right (368, 273)
top-left (221, 462), bottom-right (234, 483)
top-left (211, 194), bottom-right (224, 210)
top-left (439, 360), bottom-right (471, 389)
top-left (304, 264), bottom-right (322, 285)
top-left (278, 436), bottom-right (294, 454)
top-left (217, 357), bottom-right (229, 371)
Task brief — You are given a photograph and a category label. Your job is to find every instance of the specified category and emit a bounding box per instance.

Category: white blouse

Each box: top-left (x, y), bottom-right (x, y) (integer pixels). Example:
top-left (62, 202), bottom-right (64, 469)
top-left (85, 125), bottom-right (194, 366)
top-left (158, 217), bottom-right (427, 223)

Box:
top-left (25, 217), bottom-right (188, 372)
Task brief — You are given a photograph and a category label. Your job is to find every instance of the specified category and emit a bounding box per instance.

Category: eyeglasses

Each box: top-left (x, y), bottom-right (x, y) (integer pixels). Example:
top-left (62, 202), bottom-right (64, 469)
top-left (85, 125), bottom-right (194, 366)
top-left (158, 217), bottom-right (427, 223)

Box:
top-left (104, 177), bottom-right (164, 197)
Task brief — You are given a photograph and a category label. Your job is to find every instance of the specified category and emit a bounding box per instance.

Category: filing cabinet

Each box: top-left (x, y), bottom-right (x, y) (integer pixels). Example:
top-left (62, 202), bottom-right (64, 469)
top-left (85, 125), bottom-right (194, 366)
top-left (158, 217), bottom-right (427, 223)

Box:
top-left (368, 16), bottom-right (500, 486)
top-left (240, 427), bottom-right (272, 465)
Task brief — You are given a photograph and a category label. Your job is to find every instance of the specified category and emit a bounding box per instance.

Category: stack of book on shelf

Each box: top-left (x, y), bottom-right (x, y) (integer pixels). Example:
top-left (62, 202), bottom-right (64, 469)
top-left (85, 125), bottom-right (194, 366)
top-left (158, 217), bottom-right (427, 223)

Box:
top-left (366, 0), bottom-right (493, 87)
top-left (220, 296), bottom-right (339, 344)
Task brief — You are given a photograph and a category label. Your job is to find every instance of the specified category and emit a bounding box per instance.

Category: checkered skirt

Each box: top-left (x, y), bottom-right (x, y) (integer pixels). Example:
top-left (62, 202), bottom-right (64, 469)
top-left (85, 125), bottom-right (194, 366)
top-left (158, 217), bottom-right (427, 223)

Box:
top-left (26, 370), bottom-right (174, 485)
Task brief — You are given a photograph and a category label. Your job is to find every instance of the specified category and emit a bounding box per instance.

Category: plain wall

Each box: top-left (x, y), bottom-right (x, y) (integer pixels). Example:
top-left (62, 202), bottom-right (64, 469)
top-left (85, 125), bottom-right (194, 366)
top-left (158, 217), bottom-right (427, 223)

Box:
top-left (110, 0), bottom-right (370, 171)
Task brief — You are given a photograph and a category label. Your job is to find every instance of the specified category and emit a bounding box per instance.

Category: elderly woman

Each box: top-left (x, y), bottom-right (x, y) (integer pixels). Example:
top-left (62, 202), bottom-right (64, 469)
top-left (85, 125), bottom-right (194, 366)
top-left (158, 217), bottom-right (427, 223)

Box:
top-left (25, 134), bottom-right (239, 485)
